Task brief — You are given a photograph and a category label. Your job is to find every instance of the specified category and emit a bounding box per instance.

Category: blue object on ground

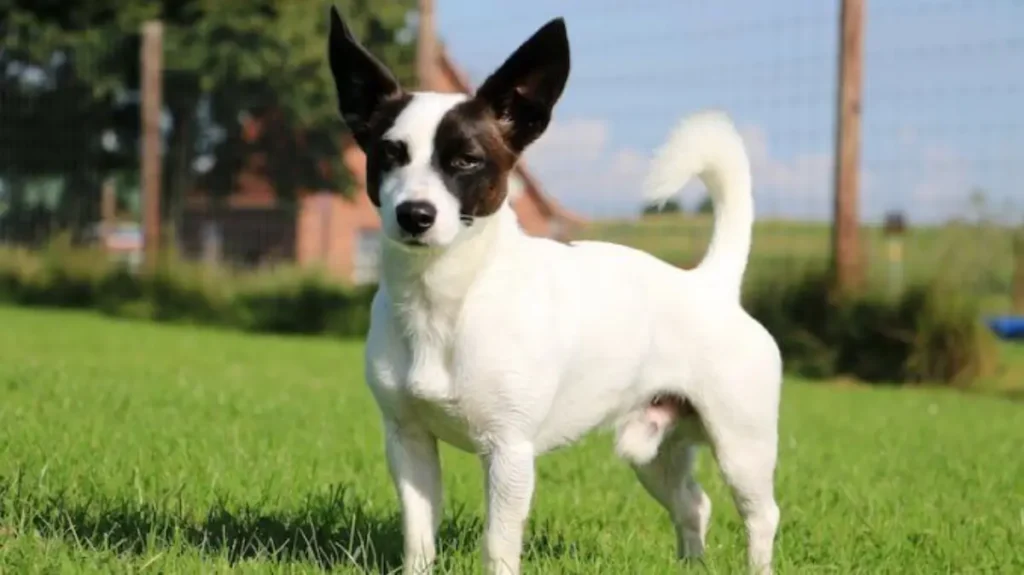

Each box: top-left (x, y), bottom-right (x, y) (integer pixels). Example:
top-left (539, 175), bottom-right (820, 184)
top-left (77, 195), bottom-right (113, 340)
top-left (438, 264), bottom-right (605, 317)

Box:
top-left (986, 316), bottom-right (1024, 340)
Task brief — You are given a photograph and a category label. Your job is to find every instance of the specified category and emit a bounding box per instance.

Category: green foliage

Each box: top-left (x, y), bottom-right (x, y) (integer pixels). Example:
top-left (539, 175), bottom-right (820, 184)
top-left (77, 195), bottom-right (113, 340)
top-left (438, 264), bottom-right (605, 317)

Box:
top-left (694, 194), bottom-right (714, 215)
top-left (1, 233), bottom-right (1001, 385)
top-left (0, 242), bottom-right (374, 338)
top-left (233, 271), bottom-right (375, 337)
top-left (2, 0), bottom-right (416, 137)
top-left (0, 0), bottom-right (417, 235)
top-left (0, 233), bottom-right (111, 307)
top-left (744, 268), bottom-right (998, 386)
top-left (641, 199), bottom-right (681, 216)
top-left (640, 194), bottom-right (714, 217)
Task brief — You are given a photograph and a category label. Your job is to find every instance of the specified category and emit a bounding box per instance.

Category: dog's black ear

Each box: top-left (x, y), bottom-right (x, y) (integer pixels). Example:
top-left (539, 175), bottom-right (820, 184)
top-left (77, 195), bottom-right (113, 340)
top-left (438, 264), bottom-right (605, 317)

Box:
top-left (475, 18), bottom-right (571, 153)
top-left (328, 6), bottom-right (403, 150)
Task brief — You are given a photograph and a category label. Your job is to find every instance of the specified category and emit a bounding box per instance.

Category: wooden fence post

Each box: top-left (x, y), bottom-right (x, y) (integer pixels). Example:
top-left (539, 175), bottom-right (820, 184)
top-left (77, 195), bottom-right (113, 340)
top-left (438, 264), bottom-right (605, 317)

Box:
top-left (416, 0), bottom-right (437, 90)
top-left (141, 20), bottom-right (163, 272)
top-left (832, 0), bottom-right (865, 294)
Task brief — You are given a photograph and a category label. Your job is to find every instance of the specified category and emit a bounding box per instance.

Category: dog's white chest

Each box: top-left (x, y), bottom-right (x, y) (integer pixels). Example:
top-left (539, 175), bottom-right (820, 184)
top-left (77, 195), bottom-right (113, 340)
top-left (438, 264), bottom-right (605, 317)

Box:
top-left (405, 344), bottom-right (452, 401)
top-left (368, 296), bottom-right (480, 452)
top-left (401, 346), bottom-right (479, 452)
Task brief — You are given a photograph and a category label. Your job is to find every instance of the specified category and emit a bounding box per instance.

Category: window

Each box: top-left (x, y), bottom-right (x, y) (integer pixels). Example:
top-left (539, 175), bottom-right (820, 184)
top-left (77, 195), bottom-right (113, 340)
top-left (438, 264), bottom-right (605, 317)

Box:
top-left (353, 228), bottom-right (381, 285)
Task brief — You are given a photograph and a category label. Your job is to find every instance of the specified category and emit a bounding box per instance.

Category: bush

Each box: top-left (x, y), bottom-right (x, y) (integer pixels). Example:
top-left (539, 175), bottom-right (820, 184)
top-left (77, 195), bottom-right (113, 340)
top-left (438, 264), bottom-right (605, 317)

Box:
top-left (1013, 228), bottom-right (1024, 313)
top-left (233, 270), bottom-right (374, 336)
top-left (744, 268), bottom-right (998, 386)
top-left (0, 239), bottom-right (1001, 386)
top-left (0, 235), bottom-right (114, 308)
top-left (0, 241), bottom-right (373, 339)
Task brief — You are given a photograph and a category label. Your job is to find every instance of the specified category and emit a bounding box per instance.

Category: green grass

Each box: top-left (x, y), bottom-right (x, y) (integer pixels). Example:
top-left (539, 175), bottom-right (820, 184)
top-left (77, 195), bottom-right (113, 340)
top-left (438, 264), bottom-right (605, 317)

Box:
top-left (578, 215), bottom-right (1019, 314)
top-left (1, 306), bottom-right (1023, 574)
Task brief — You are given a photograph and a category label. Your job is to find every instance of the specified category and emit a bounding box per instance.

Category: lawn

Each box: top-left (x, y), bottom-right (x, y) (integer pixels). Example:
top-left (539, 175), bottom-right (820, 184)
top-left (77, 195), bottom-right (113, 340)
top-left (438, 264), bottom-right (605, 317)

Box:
top-left (1, 306), bottom-right (1022, 574)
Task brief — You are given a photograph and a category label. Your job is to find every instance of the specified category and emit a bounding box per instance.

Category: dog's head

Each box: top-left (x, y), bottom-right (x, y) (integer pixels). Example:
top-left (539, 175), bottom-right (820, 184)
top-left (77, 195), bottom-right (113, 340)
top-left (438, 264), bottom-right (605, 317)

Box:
top-left (327, 7), bottom-right (570, 250)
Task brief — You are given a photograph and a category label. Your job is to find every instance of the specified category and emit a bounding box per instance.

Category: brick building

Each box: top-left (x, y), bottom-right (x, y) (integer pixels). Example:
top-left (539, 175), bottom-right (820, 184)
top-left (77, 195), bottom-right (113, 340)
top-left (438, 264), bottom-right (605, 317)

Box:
top-left (181, 47), bottom-right (583, 284)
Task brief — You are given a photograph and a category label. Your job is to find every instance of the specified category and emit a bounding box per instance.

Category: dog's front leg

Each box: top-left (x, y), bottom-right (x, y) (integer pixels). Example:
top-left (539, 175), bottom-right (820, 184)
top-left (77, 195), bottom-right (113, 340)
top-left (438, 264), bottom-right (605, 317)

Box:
top-left (481, 441), bottom-right (535, 575)
top-left (385, 420), bottom-right (443, 575)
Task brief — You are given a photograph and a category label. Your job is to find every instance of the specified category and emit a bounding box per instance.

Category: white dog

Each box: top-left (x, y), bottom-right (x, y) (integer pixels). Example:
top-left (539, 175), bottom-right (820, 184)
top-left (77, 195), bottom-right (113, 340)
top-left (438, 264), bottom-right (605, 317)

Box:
top-left (327, 8), bottom-right (782, 575)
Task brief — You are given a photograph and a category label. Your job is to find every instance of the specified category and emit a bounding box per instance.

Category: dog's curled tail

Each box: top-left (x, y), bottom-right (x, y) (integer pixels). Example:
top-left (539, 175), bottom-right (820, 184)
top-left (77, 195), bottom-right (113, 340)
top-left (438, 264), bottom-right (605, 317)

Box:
top-left (642, 111), bottom-right (753, 298)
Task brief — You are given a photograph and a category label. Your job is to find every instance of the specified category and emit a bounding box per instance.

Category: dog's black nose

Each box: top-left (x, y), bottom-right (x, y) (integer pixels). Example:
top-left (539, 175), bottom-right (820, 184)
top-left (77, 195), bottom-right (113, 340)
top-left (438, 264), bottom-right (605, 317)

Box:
top-left (395, 201), bottom-right (437, 235)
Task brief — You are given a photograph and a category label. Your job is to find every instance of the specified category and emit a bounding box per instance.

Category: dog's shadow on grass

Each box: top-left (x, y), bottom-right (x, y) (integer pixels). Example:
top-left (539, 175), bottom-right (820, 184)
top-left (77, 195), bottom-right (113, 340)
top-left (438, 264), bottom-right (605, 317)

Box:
top-left (14, 483), bottom-right (595, 573)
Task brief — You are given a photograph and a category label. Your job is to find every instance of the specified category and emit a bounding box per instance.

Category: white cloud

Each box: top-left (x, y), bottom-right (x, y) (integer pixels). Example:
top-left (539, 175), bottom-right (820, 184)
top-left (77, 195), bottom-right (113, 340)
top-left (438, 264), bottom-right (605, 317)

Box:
top-left (738, 126), bottom-right (835, 221)
top-left (912, 145), bottom-right (971, 201)
top-left (526, 118), bottom-right (845, 220)
top-left (524, 117), bottom-right (981, 225)
top-left (523, 119), bottom-right (650, 218)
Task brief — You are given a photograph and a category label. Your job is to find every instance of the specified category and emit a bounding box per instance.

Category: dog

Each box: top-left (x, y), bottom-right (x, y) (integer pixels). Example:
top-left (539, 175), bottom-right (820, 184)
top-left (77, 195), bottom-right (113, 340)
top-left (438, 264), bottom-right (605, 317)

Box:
top-left (327, 7), bottom-right (782, 575)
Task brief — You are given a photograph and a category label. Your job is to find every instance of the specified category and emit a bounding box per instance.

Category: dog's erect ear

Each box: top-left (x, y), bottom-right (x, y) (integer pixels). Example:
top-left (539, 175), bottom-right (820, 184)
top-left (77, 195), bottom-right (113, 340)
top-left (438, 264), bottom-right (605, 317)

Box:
top-left (328, 6), bottom-right (402, 150)
top-left (475, 18), bottom-right (571, 153)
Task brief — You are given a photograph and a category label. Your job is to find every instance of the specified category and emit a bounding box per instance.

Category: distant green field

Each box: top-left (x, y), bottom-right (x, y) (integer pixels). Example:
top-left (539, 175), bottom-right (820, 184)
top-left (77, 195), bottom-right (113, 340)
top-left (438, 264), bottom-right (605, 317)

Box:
top-left (2, 307), bottom-right (1023, 573)
top-left (577, 215), bottom-right (1018, 313)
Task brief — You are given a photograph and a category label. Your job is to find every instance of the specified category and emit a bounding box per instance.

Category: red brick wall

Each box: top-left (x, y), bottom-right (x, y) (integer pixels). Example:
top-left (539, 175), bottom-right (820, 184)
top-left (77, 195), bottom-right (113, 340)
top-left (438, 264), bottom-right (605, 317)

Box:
top-left (296, 189), bottom-right (379, 280)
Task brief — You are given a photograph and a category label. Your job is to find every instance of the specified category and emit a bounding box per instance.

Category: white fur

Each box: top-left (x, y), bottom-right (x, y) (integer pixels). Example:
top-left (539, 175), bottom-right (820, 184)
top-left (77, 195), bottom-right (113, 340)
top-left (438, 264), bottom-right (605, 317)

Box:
top-left (365, 103), bottom-right (782, 575)
top-left (644, 110), bottom-right (754, 300)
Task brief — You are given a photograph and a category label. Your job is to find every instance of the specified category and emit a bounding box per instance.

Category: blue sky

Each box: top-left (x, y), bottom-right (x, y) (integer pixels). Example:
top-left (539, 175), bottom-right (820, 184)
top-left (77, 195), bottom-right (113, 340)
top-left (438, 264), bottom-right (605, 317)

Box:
top-left (436, 0), bottom-right (1023, 223)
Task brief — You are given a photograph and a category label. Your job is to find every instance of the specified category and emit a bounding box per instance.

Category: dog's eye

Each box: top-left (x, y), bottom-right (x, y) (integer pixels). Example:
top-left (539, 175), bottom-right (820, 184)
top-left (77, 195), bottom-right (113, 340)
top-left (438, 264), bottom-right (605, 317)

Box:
top-left (378, 140), bottom-right (408, 165)
top-left (449, 154), bottom-right (483, 171)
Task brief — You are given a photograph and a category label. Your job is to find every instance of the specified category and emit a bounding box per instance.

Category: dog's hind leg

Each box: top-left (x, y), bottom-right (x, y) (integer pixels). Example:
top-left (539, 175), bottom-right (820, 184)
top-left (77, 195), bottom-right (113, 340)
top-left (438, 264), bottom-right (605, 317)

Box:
top-left (701, 391), bottom-right (780, 575)
top-left (632, 441), bottom-right (712, 560)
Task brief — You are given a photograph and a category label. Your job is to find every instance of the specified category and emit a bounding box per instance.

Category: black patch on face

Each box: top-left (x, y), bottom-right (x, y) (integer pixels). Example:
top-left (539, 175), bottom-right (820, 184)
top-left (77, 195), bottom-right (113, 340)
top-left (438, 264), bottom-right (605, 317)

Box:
top-left (432, 99), bottom-right (518, 219)
top-left (363, 94), bottom-right (413, 206)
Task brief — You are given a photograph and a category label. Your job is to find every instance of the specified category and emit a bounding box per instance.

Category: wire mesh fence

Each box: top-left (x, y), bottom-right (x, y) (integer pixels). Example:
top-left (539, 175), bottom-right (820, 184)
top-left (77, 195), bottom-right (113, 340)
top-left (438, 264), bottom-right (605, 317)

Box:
top-left (1, 1), bottom-right (1022, 310)
top-left (554, 0), bottom-right (1023, 312)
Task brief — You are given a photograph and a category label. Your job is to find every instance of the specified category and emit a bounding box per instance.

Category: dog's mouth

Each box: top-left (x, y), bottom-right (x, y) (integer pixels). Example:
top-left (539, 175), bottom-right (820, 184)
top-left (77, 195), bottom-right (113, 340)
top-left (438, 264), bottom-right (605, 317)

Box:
top-left (392, 218), bottom-right (475, 248)
top-left (389, 234), bottom-right (436, 251)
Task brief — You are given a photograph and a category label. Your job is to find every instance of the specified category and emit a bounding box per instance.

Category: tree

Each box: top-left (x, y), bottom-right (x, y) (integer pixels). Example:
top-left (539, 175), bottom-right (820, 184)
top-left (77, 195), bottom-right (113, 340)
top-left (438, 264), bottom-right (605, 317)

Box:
top-left (161, 1), bottom-right (416, 214)
top-left (1, 0), bottom-right (417, 235)
top-left (642, 198), bottom-right (681, 216)
top-left (694, 194), bottom-right (714, 215)
top-left (0, 11), bottom-right (132, 240)
top-left (967, 187), bottom-right (989, 224)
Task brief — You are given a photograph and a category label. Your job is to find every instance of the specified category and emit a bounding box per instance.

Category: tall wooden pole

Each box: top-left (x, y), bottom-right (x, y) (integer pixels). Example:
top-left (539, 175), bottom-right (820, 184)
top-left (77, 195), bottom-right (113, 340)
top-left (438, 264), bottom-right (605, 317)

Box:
top-left (141, 21), bottom-right (163, 272)
top-left (416, 0), bottom-right (437, 90)
top-left (832, 0), bottom-right (865, 294)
